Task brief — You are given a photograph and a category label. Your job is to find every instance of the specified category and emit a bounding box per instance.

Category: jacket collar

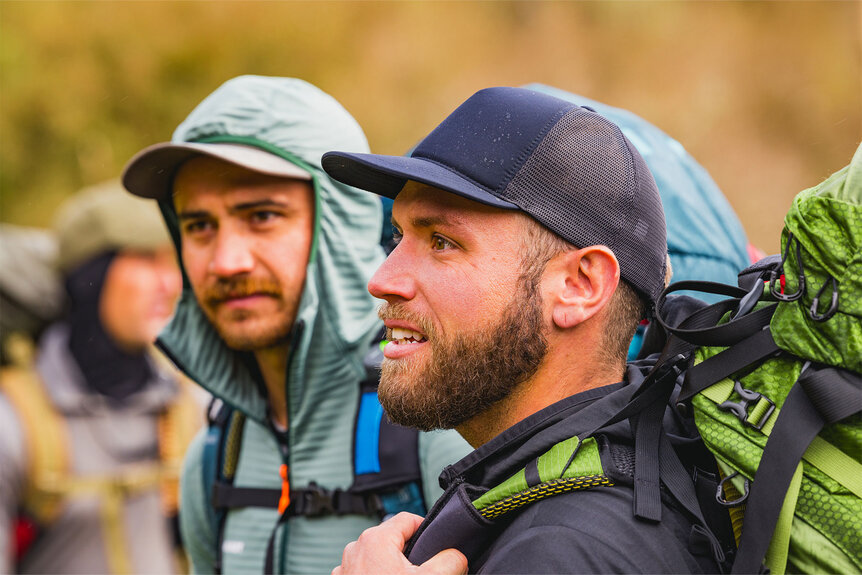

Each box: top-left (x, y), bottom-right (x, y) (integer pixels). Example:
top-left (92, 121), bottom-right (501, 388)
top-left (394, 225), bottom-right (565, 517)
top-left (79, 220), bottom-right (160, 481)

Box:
top-left (437, 359), bottom-right (657, 491)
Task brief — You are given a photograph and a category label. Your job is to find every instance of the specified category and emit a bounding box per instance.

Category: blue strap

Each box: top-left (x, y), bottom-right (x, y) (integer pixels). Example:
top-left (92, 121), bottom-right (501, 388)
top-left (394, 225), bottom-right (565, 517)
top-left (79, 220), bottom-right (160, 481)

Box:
top-left (355, 392), bottom-right (384, 475)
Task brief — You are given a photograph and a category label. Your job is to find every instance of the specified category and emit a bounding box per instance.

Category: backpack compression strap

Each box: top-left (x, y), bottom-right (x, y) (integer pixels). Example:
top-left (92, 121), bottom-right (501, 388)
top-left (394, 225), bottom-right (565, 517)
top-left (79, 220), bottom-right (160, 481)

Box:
top-left (731, 365), bottom-right (861, 574)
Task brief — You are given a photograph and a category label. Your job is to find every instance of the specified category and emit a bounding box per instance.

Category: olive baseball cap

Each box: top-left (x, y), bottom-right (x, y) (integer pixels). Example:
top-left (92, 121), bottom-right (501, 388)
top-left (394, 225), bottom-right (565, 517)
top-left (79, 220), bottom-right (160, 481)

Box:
top-left (53, 180), bottom-right (171, 272)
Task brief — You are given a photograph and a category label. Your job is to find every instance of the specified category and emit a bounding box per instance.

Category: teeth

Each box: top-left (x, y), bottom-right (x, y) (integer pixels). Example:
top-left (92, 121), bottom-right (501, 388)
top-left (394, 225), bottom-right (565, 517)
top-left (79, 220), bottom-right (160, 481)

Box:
top-left (390, 327), bottom-right (427, 344)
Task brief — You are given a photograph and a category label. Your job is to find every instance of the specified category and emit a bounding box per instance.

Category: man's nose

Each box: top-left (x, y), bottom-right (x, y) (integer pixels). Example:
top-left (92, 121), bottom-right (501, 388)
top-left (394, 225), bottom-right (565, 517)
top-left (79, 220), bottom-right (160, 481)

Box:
top-left (368, 244), bottom-right (416, 302)
top-left (210, 231), bottom-right (255, 277)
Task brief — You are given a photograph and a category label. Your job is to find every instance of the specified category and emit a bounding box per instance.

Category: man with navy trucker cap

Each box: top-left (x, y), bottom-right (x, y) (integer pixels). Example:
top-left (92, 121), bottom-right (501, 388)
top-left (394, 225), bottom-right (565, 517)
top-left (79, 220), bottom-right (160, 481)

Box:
top-left (322, 87), bottom-right (722, 574)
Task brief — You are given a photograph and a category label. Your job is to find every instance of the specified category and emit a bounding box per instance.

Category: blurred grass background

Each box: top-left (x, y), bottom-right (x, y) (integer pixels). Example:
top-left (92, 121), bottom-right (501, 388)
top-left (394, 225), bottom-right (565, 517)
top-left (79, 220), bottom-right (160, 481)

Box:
top-left (1, 1), bottom-right (860, 254)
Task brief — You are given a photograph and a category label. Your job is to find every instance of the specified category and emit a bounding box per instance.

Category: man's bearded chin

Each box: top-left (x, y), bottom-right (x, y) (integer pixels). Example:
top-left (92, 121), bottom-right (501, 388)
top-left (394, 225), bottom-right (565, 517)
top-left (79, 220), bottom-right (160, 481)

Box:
top-left (378, 284), bottom-right (548, 432)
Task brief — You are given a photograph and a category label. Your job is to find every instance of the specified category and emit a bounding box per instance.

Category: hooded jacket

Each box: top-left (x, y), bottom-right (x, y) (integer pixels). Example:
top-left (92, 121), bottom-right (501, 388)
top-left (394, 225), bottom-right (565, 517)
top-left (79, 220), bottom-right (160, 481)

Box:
top-left (156, 77), bottom-right (470, 574)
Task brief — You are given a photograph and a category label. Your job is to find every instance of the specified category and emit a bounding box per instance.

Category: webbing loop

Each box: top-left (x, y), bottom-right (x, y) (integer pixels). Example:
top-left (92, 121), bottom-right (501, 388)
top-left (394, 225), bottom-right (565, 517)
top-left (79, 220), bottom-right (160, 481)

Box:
top-left (769, 234), bottom-right (805, 302)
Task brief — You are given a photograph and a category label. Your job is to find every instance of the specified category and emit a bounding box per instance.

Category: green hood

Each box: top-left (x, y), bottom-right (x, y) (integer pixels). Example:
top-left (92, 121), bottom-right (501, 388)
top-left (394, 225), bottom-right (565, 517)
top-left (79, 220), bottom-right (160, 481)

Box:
top-left (155, 76), bottom-right (385, 425)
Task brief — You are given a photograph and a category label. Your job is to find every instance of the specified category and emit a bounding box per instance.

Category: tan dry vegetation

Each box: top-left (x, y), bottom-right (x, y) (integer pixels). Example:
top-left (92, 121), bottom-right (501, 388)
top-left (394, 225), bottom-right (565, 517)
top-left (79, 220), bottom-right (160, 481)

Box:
top-left (1, 1), bottom-right (860, 254)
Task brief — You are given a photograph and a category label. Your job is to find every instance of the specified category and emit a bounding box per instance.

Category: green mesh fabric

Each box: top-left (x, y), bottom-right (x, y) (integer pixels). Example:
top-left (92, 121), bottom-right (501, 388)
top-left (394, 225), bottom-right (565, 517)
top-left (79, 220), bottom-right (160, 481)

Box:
top-left (693, 335), bottom-right (862, 574)
top-left (770, 143), bottom-right (862, 374)
top-left (472, 437), bottom-right (611, 519)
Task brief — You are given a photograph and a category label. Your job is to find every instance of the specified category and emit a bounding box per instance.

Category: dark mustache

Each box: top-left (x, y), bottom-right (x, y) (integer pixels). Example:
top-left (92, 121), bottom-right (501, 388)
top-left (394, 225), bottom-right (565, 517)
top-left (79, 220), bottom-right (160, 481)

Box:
top-left (204, 277), bottom-right (281, 303)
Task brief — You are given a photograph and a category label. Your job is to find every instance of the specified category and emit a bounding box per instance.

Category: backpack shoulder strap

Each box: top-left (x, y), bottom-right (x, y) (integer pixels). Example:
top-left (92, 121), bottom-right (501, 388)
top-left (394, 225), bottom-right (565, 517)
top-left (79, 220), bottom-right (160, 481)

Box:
top-left (471, 436), bottom-right (612, 520)
top-left (200, 398), bottom-right (249, 575)
top-left (0, 366), bottom-right (69, 523)
top-left (157, 378), bottom-right (203, 516)
top-left (349, 338), bottom-right (426, 517)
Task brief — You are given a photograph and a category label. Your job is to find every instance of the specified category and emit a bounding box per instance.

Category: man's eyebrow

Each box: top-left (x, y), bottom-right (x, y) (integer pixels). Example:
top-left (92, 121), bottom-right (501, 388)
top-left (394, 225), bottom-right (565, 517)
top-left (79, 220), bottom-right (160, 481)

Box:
top-left (177, 200), bottom-right (289, 221)
top-left (228, 199), bottom-right (289, 214)
top-left (392, 214), bottom-right (456, 230)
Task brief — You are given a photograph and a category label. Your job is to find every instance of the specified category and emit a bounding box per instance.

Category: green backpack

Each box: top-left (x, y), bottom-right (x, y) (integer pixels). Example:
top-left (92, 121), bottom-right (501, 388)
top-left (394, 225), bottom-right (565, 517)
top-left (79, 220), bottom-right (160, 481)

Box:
top-left (648, 143), bottom-right (862, 574)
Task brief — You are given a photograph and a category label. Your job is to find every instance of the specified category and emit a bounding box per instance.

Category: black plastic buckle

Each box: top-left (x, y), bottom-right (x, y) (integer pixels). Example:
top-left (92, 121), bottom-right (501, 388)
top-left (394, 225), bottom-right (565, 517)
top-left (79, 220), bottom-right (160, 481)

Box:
top-left (716, 471), bottom-right (750, 507)
top-left (657, 353), bottom-right (688, 384)
top-left (295, 482), bottom-right (336, 517)
top-left (718, 380), bottom-right (775, 430)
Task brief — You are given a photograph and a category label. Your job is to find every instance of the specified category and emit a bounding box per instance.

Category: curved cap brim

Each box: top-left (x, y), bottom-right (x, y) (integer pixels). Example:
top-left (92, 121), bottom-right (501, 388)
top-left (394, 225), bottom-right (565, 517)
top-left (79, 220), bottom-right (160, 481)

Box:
top-left (122, 142), bottom-right (311, 200)
top-left (321, 151), bottom-right (519, 210)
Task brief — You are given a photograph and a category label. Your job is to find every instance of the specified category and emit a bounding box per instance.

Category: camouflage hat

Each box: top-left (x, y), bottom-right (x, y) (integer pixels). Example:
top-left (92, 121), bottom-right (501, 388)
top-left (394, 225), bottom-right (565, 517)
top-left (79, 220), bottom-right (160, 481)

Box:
top-left (53, 180), bottom-right (171, 272)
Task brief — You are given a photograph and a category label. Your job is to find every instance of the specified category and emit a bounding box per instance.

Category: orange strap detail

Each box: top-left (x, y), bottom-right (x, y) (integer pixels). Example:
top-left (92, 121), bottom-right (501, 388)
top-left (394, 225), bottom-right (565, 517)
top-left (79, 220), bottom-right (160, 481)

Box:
top-left (278, 464), bottom-right (291, 514)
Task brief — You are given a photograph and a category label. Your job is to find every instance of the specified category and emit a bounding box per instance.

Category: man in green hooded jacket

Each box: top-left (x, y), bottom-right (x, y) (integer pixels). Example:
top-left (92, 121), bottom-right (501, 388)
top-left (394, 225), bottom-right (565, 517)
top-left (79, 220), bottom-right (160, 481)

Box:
top-left (122, 76), bottom-right (469, 574)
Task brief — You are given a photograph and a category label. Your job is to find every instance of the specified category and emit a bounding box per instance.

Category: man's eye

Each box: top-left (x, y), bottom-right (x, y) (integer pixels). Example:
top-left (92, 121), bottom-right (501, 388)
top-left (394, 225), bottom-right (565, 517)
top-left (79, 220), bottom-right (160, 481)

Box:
top-left (432, 235), bottom-right (453, 251)
top-left (391, 230), bottom-right (403, 245)
top-left (250, 211), bottom-right (280, 224)
top-left (183, 220), bottom-right (213, 234)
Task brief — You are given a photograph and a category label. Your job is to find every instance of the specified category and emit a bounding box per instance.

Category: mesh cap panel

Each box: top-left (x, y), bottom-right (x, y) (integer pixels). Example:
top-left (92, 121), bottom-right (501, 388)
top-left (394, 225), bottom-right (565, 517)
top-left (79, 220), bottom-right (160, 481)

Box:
top-left (501, 108), bottom-right (667, 304)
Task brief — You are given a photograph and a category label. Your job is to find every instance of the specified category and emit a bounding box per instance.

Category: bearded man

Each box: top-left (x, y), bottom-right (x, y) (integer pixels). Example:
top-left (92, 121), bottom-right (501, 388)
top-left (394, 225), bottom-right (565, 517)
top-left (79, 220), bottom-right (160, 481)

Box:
top-left (322, 87), bottom-right (724, 574)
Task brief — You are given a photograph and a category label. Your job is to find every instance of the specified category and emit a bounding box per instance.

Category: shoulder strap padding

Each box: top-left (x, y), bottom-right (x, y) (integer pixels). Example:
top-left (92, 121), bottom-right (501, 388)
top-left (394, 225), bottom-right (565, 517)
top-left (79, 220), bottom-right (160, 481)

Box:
top-left (471, 436), bottom-right (611, 520)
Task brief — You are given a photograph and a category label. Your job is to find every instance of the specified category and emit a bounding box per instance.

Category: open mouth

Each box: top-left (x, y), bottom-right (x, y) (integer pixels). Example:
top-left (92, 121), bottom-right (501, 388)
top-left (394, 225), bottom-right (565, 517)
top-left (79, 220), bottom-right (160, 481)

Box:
top-left (389, 327), bottom-right (428, 345)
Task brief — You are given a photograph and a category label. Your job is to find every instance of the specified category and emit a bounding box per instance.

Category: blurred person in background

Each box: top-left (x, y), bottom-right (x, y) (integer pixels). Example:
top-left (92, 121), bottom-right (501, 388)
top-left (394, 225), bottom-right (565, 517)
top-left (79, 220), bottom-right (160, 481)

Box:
top-left (0, 181), bottom-right (201, 574)
top-left (0, 224), bottom-right (65, 368)
top-left (122, 75), bottom-right (470, 574)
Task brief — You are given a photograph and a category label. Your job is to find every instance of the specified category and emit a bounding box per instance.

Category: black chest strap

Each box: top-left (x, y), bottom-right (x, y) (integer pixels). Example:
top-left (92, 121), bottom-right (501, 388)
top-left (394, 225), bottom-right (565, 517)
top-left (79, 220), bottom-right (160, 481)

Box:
top-left (210, 480), bottom-right (387, 518)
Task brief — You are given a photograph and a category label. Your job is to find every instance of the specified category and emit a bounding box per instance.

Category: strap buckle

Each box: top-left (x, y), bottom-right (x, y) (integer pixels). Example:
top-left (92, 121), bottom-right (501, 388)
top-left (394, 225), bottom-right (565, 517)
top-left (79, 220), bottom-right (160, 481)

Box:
top-left (719, 380), bottom-right (776, 431)
top-left (294, 482), bottom-right (336, 517)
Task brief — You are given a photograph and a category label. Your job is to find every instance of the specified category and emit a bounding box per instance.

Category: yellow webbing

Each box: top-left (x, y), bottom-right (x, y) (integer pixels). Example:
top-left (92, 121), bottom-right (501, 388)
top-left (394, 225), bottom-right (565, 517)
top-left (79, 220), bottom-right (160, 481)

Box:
top-left (717, 461), bottom-right (746, 547)
top-left (157, 380), bottom-right (202, 515)
top-left (0, 367), bottom-right (70, 523)
top-left (700, 378), bottom-right (862, 497)
top-left (764, 463), bottom-right (803, 575)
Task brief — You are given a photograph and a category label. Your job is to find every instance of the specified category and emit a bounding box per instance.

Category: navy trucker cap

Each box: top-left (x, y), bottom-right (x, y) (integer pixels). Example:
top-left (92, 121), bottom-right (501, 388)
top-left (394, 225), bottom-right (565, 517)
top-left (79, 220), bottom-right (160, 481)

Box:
top-left (322, 87), bottom-right (667, 305)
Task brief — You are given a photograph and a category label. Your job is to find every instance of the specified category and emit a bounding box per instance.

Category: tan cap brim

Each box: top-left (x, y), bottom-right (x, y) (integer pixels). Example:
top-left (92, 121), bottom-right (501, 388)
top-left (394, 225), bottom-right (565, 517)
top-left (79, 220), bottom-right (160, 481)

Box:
top-left (122, 142), bottom-right (312, 200)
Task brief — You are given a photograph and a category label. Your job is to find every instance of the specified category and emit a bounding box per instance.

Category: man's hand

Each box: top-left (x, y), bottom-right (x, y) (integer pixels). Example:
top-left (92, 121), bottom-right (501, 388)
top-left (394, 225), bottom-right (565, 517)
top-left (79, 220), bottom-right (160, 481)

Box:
top-left (332, 512), bottom-right (468, 575)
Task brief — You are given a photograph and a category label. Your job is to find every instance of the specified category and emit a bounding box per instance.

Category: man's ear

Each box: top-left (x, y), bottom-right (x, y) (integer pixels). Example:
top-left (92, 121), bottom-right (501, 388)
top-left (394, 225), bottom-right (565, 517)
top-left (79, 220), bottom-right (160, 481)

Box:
top-left (545, 246), bottom-right (620, 329)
